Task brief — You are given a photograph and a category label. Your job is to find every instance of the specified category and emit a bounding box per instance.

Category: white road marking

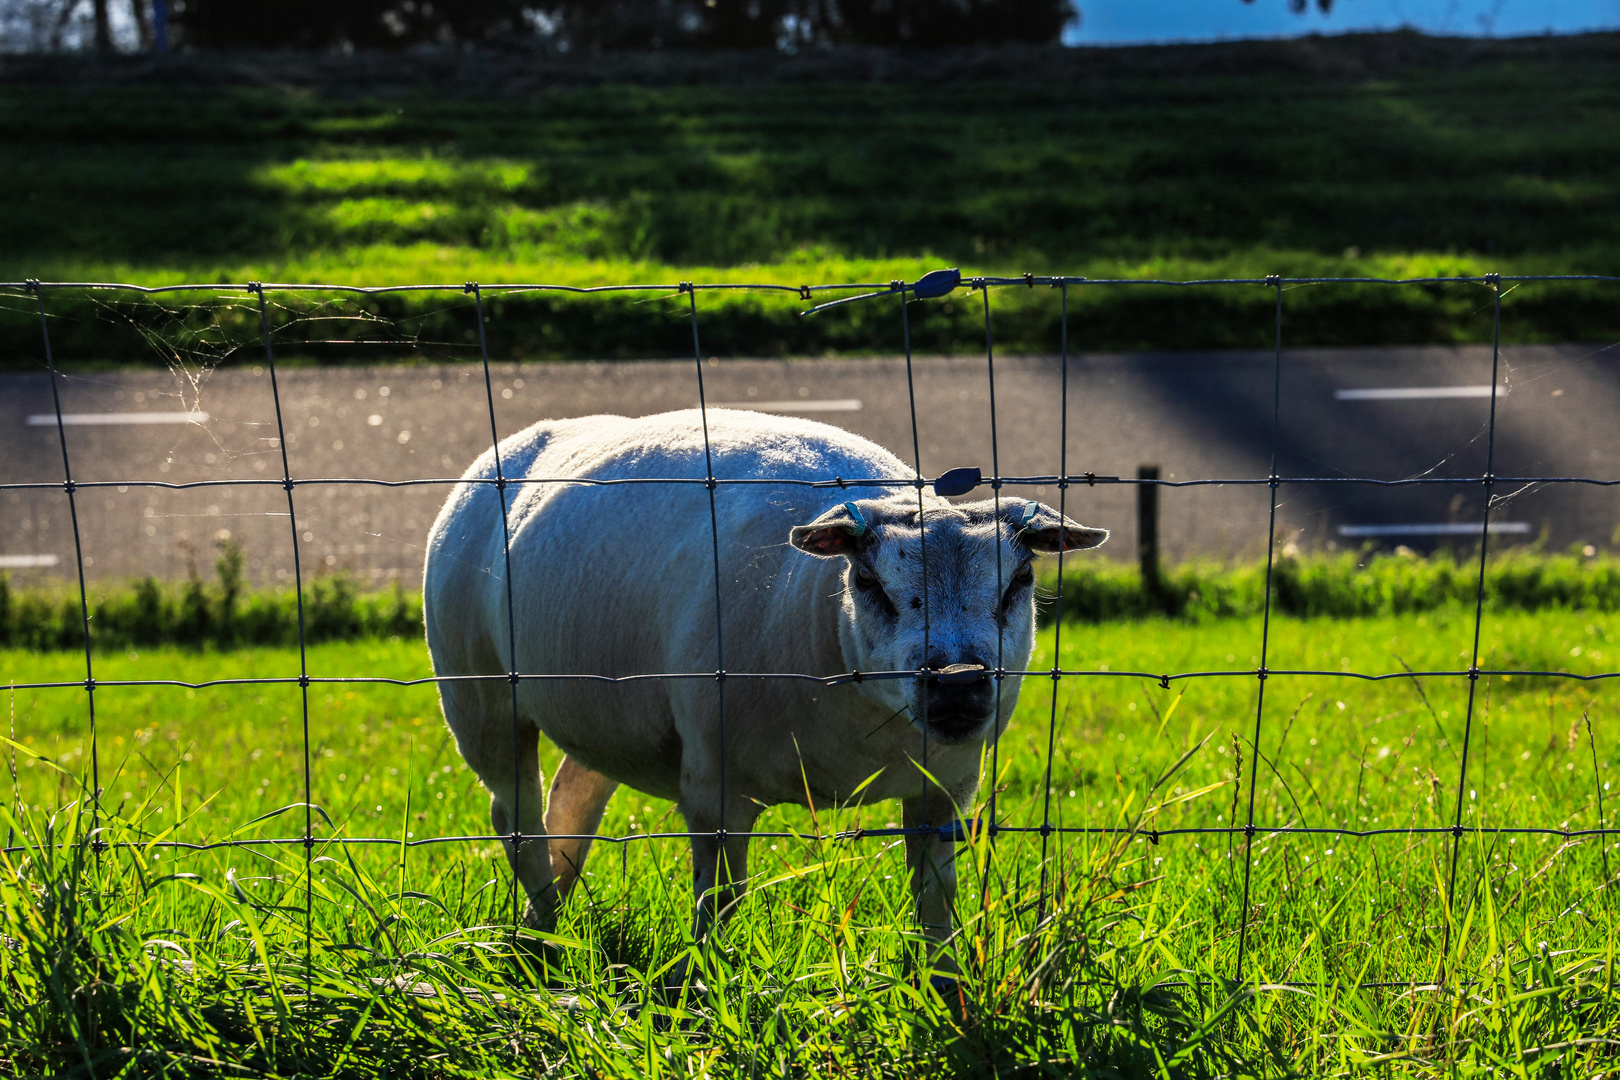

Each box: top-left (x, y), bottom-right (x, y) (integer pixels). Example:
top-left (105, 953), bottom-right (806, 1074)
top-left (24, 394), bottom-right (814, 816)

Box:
top-left (26, 411), bottom-right (209, 426)
top-left (1337, 522), bottom-right (1531, 537)
top-left (710, 399), bottom-right (862, 413)
top-left (1334, 386), bottom-right (1498, 401)
top-left (0, 554), bottom-right (60, 568)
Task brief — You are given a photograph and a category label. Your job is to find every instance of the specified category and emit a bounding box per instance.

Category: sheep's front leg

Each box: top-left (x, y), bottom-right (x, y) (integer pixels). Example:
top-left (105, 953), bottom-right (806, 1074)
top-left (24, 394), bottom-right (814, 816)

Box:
top-left (682, 793), bottom-right (760, 943)
top-left (903, 792), bottom-right (960, 971)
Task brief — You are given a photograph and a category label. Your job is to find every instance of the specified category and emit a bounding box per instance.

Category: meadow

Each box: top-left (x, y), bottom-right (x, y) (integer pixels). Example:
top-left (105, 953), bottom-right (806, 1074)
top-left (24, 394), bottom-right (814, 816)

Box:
top-left (2, 607), bottom-right (1616, 1076)
top-left (4, 33), bottom-right (1620, 363)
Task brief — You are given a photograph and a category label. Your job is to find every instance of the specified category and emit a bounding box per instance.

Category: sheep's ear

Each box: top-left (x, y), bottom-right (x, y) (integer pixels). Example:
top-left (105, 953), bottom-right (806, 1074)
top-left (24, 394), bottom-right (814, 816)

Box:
top-left (1007, 501), bottom-right (1109, 554)
top-left (790, 501), bottom-right (873, 558)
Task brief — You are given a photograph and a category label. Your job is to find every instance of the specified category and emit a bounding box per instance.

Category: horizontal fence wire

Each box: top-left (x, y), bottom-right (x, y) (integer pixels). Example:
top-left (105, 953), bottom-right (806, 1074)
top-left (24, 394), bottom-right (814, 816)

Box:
top-left (7, 474), bottom-right (1620, 493)
top-left (5, 667), bottom-right (1618, 693)
top-left (10, 474), bottom-right (1620, 491)
top-left (5, 271), bottom-right (1619, 993)
top-left (5, 821), bottom-right (1616, 860)
top-left (7, 273), bottom-right (1620, 295)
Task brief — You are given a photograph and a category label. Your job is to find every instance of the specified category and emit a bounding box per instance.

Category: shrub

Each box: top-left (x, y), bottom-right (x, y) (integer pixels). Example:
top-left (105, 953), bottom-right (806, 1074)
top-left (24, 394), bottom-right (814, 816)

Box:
top-left (1043, 547), bottom-right (1620, 623)
top-left (0, 546), bottom-right (423, 653)
top-left (4, 547), bottom-right (1618, 652)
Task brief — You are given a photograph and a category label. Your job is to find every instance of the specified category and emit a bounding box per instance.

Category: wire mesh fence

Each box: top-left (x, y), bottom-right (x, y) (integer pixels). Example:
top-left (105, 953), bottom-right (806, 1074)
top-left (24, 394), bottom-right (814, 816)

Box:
top-left (3, 270), bottom-right (1619, 994)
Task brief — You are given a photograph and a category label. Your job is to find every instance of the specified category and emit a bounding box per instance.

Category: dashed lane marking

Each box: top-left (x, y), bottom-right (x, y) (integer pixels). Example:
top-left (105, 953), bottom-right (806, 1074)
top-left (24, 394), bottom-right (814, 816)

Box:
top-left (1334, 386), bottom-right (1498, 401)
top-left (709, 399), bottom-right (862, 413)
top-left (1337, 522), bottom-right (1531, 537)
top-left (26, 412), bottom-right (209, 426)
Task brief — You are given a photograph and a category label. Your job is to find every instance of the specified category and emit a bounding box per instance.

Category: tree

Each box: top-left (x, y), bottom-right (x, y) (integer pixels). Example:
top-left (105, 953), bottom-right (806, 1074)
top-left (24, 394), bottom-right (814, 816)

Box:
top-left (533, 0), bottom-right (1075, 50)
top-left (170, 0), bottom-right (530, 50)
top-left (822, 0), bottom-right (1074, 47)
top-left (167, 0), bottom-right (1075, 50)
top-left (91, 0), bottom-right (109, 50)
top-left (1, 0), bottom-right (1084, 51)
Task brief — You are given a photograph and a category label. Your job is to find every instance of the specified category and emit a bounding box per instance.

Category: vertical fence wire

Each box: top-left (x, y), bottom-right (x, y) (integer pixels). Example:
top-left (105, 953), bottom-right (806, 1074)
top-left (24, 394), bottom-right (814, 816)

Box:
top-left (467, 283), bottom-right (526, 935)
top-left (1233, 275), bottom-right (1286, 982)
top-left (982, 282), bottom-right (1004, 875)
top-left (29, 282), bottom-right (102, 861)
top-left (896, 285), bottom-right (934, 841)
top-left (1036, 282), bottom-right (1070, 924)
top-left (250, 283), bottom-right (316, 992)
top-left (1443, 274), bottom-right (1506, 974)
top-left (685, 286), bottom-right (730, 880)
top-left (978, 278), bottom-right (1007, 1080)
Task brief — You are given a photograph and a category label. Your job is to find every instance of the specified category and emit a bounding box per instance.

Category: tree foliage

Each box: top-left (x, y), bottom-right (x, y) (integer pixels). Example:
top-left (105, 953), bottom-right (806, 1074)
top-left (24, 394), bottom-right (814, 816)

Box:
top-left (171, 0), bottom-right (532, 49)
top-left (168, 0), bottom-right (1076, 50)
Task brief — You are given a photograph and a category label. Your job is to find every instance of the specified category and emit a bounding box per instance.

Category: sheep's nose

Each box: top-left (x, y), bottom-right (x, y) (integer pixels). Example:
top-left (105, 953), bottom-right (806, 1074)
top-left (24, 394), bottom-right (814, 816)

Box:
top-left (919, 662), bottom-right (994, 736)
top-left (936, 663), bottom-right (987, 686)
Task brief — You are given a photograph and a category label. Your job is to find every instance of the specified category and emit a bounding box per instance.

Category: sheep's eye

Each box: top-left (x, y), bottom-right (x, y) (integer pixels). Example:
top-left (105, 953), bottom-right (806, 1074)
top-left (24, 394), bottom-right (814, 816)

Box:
top-left (1001, 564), bottom-right (1035, 615)
top-left (853, 567), bottom-right (898, 617)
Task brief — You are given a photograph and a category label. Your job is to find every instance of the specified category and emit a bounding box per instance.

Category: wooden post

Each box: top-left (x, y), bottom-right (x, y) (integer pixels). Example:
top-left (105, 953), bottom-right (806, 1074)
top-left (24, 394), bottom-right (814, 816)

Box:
top-left (1137, 464), bottom-right (1161, 598)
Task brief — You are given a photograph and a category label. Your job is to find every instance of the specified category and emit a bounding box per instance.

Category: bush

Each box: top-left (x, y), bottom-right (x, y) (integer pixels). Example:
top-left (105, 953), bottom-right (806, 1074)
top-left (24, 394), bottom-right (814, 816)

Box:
top-left (1044, 547), bottom-right (1620, 623)
top-left (5, 547), bottom-right (1618, 652)
top-left (0, 540), bottom-right (423, 652)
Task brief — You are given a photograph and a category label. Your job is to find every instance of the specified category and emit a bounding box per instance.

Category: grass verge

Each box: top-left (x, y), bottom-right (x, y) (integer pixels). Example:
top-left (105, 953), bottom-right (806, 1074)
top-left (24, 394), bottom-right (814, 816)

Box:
top-left (6, 548), bottom-right (1620, 651)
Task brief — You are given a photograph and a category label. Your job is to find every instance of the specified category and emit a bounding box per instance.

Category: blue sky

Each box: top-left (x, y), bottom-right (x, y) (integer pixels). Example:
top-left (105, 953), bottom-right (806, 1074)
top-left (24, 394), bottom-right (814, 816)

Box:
top-left (1065, 0), bottom-right (1620, 44)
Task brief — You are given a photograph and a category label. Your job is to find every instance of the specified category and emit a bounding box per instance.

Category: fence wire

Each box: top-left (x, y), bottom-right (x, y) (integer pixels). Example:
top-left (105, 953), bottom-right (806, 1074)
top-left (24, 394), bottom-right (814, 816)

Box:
top-left (4, 271), bottom-right (1619, 991)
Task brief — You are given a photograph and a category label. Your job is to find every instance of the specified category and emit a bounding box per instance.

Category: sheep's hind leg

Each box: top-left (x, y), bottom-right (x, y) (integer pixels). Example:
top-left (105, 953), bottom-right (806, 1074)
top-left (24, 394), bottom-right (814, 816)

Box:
top-left (543, 755), bottom-right (620, 903)
top-left (485, 724), bottom-right (558, 931)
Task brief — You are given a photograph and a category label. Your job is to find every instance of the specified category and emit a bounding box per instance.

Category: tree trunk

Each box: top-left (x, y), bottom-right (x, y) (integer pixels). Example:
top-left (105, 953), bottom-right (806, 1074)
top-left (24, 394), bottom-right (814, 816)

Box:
top-left (50, 0), bottom-right (78, 51)
top-left (93, 0), bottom-right (113, 52)
top-left (131, 0), bottom-right (151, 49)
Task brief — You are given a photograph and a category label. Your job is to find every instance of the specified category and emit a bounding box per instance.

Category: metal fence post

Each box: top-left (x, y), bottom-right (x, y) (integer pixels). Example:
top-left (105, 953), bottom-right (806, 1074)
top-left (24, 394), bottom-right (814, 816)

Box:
top-left (1137, 463), bottom-right (1161, 603)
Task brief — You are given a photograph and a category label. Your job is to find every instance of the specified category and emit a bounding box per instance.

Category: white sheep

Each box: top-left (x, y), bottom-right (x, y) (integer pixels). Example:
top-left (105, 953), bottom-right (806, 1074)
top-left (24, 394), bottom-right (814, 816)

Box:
top-left (423, 408), bottom-right (1107, 950)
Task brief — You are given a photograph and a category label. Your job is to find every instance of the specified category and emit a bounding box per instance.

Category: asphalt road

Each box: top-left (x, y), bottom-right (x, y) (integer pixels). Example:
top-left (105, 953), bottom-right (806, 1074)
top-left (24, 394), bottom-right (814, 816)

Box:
top-left (2, 343), bottom-right (1616, 589)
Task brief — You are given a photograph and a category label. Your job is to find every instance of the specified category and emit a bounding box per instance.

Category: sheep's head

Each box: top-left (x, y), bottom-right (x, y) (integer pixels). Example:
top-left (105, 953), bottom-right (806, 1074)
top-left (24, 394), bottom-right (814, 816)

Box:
top-left (789, 495), bottom-right (1108, 746)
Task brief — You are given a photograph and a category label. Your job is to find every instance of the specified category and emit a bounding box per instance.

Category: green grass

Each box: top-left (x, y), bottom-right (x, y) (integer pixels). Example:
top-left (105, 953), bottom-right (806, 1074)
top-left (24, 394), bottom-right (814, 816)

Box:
top-left (4, 34), bottom-right (1620, 363)
top-left (2, 609), bottom-right (1617, 1075)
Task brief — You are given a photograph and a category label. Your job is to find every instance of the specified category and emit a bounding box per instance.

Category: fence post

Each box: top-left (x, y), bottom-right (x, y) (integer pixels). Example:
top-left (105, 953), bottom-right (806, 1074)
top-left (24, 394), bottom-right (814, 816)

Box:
top-left (1137, 464), bottom-right (1161, 601)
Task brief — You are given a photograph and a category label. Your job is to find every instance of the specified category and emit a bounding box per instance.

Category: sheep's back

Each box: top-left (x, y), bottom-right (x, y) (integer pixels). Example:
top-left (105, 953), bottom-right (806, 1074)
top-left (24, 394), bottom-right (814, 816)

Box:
top-left (429, 407), bottom-right (908, 679)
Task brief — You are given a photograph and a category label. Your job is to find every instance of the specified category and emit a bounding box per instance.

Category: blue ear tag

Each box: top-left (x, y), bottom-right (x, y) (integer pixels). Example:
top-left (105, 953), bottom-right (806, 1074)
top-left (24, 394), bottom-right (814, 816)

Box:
top-left (842, 502), bottom-right (868, 536)
top-left (1016, 502), bottom-right (1039, 534)
top-left (933, 466), bottom-right (981, 497)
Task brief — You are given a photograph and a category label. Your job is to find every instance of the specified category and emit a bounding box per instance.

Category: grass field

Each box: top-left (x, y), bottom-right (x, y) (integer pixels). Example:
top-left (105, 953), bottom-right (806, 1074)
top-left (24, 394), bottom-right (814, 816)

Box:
top-left (4, 33), bottom-right (1620, 362)
top-left (2, 608), bottom-right (1617, 1075)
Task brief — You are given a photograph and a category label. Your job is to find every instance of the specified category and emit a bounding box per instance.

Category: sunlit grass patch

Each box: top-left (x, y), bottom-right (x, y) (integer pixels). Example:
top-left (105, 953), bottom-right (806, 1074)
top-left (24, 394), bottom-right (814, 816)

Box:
top-left (254, 157), bottom-right (538, 198)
